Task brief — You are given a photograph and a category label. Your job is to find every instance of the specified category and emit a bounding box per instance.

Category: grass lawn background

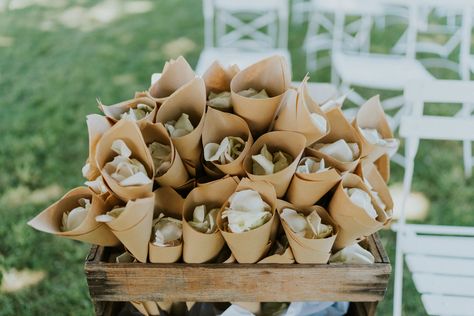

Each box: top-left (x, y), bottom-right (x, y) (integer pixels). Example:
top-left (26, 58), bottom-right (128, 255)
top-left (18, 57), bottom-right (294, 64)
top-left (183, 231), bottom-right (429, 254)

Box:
top-left (1, 0), bottom-right (473, 315)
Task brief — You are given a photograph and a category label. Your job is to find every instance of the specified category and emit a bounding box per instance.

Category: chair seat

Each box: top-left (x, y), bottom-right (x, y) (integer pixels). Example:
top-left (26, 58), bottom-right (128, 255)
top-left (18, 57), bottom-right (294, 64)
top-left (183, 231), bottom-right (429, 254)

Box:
top-left (195, 48), bottom-right (292, 75)
top-left (401, 227), bottom-right (474, 316)
top-left (333, 52), bottom-right (434, 90)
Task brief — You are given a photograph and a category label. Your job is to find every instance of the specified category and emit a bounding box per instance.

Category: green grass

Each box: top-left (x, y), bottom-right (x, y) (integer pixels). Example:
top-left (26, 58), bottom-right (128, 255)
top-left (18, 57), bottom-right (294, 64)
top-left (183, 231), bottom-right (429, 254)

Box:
top-left (0, 1), bottom-right (473, 315)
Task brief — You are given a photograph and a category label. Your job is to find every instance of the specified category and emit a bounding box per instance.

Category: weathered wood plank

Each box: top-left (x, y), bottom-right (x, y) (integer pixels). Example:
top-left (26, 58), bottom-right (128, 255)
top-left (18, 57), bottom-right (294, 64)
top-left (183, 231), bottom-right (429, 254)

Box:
top-left (85, 234), bottom-right (391, 303)
top-left (86, 262), bottom-right (390, 302)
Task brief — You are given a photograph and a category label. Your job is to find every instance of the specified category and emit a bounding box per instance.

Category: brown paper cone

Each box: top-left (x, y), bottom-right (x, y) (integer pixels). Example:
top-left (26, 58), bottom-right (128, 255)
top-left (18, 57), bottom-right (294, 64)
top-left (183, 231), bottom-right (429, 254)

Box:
top-left (83, 114), bottom-right (112, 180)
top-left (147, 56), bottom-right (196, 103)
top-left (203, 61), bottom-right (239, 95)
top-left (273, 76), bottom-right (329, 146)
top-left (148, 187), bottom-right (184, 263)
top-left (140, 122), bottom-right (190, 188)
top-left (105, 194), bottom-right (154, 263)
top-left (356, 161), bottom-right (393, 220)
top-left (202, 158), bottom-right (225, 179)
top-left (286, 150), bottom-right (341, 208)
top-left (27, 187), bottom-right (120, 246)
top-left (277, 200), bottom-right (338, 264)
top-left (230, 55), bottom-right (291, 136)
top-left (257, 246), bottom-right (294, 264)
top-left (307, 107), bottom-right (362, 173)
top-left (95, 120), bottom-right (154, 202)
top-left (98, 96), bottom-right (157, 126)
top-left (374, 154), bottom-right (390, 183)
top-left (182, 177), bottom-right (239, 263)
top-left (217, 178), bottom-right (277, 263)
top-left (328, 174), bottom-right (389, 250)
top-left (202, 107), bottom-right (254, 176)
top-left (155, 77), bottom-right (206, 175)
top-left (352, 95), bottom-right (394, 159)
top-left (243, 131), bottom-right (306, 198)
top-left (131, 301), bottom-right (159, 316)
top-left (232, 303), bottom-right (261, 315)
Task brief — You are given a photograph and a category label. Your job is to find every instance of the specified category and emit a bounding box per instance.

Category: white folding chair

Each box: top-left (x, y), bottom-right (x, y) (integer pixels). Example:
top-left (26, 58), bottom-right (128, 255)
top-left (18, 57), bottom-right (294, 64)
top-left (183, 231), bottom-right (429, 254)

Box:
top-left (391, 0), bottom-right (473, 81)
top-left (303, 0), bottom-right (384, 72)
top-left (195, 0), bottom-right (291, 75)
top-left (332, 1), bottom-right (435, 131)
top-left (393, 80), bottom-right (474, 316)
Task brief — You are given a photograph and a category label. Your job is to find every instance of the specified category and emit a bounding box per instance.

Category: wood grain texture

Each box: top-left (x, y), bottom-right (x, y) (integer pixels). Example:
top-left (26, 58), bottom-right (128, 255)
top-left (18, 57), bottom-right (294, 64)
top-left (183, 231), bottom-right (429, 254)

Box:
top-left (85, 234), bottom-right (391, 303)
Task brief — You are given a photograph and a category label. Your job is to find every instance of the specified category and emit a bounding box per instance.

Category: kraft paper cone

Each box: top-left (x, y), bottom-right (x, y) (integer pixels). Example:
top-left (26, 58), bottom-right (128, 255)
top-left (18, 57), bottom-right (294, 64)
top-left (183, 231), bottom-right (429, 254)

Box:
top-left (27, 187), bottom-right (120, 246)
top-left (232, 303), bottom-right (261, 315)
top-left (202, 158), bottom-right (225, 179)
top-left (130, 301), bottom-right (159, 316)
top-left (243, 131), bottom-right (306, 198)
top-left (230, 55), bottom-right (291, 136)
top-left (98, 96), bottom-right (157, 126)
top-left (286, 150), bottom-right (341, 208)
top-left (155, 77), bottom-right (206, 176)
top-left (149, 187), bottom-right (184, 263)
top-left (217, 178), bottom-right (277, 263)
top-left (95, 120), bottom-right (154, 202)
top-left (83, 114), bottom-right (112, 181)
top-left (182, 177), bottom-right (239, 263)
top-left (202, 107), bottom-right (254, 176)
top-left (374, 154), bottom-right (390, 183)
top-left (352, 95), bottom-right (394, 160)
top-left (196, 175), bottom-right (240, 188)
top-left (147, 56), bottom-right (195, 103)
top-left (277, 200), bottom-right (338, 264)
top-left (307, 107), bottom-right (362, 173)
top-left (328, 174), bottom-right (389, 250)
top-left (105, 194), bottom-right (154, 263)
top-left (273, 76), bottom-right (329, 146)
top-left (203, 61), bottom-right (239, 95)
top-left (257, 246), bottom-right (294, 264)
top-left (140, 122), bottom-right (189, 188)
top-left (356, 161), bottom-right (393, 220)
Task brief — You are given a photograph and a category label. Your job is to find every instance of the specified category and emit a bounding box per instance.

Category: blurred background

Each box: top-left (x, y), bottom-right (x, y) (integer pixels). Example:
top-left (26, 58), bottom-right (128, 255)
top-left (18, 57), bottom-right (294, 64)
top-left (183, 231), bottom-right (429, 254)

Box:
top-left (1, 0), bottom-right (473, 315)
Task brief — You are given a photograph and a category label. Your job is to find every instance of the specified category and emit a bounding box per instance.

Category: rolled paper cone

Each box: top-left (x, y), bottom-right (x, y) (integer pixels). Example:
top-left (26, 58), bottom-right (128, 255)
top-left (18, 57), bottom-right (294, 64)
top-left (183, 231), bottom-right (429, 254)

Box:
top-left (130, 301), bottom-right (159, 316)
top-left (155, 77), bottom-right (206, 175)
top-left (230, 55), bottom-right (291, 136)
top-left (273, 76), bottom-right (329, 146)
top-left (196, 175), bottom-right (240, 187)
top-left (200, 158), bottom-right (225, 180)
top-left (95, 120), bottom-right (154, 202)
top-left (156, 302), bottom-right (173, 313)
top-left (328, 173), bottom-right (389, 250)
top-left (83, 114), bottom-right (112, 181)
top-left (277, 200), bottom-right (338, 264)
top-left (307, 107), bottom-right (362, 173)
top-left (352, 95), bottom-right (394, 159)
top-left (217, 178), bottom-right (277, 263)
top-left (140, 122), bottom-right (189, 188)
top-left (105, 194), bottom-right (155, 263)
top-left (231, 303), bottom-right (261, 315)
top-left (243, 131), bottom-right (306, 198)
top-left (202, 61), bottom-right (239, 95)
top-left (202, 107), bottom-right (254, 176)
top-left (257, 246), bottom-right (295, 264)
top-left (374, 154), bottom-right (390, 183)
top-left (27, 187), bottom-right (120, 246)
top-left (148, 243), bottom-right (182, 264)
top-left (149, 187), bottom-right (184, 263)
top-left (286, 150), bottom-right (341, 208)
top-left (182, 177), bottom-right (239, 263)
top-left (147, 56), bottom-right (196, 103)
top-left (356, 161), bottom-right (394, 220)
top-left (98, 96), bottom-right (158, 127)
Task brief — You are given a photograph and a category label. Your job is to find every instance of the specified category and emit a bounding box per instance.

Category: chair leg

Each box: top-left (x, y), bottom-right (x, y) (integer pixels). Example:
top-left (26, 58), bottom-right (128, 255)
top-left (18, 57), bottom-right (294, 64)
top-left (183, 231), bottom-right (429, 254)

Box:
top-left (461, 103), bottom-right (473, 178)
top-left (393, 137), bottom-right (418, 316)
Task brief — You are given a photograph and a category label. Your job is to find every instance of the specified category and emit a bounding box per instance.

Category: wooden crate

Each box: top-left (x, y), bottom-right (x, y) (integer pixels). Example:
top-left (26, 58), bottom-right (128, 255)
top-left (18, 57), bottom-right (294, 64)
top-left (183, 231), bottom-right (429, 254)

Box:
top-left (85, 233), bottom-right (390, 316)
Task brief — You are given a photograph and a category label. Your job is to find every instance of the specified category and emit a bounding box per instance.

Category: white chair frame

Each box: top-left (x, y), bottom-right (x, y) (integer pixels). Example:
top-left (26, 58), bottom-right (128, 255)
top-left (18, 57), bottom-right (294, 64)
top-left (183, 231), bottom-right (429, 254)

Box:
top-left (393, 79), bottom-right (474, 316)
top-left (197, 0), bottom-right (290, 74)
